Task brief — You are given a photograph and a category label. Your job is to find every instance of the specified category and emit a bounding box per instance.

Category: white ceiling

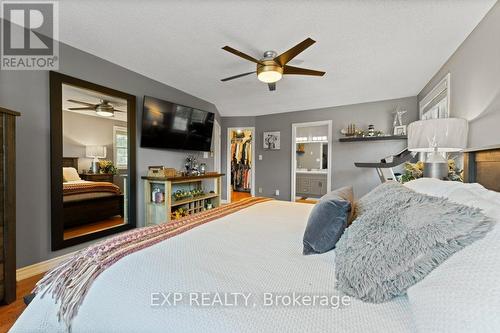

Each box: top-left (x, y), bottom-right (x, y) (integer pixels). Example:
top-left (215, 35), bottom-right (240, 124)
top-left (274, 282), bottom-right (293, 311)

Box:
top-left (58, 0), bottom-right (496, 116)
top-left (62, 84), bottom-right (128, 122)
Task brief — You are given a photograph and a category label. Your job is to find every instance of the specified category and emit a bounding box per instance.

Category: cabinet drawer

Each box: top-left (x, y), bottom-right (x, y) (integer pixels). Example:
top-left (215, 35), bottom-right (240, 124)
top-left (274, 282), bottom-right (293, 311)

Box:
top-left (299, 178), bottom-right (310, 187)
top-left (80, 174), bottom-right (114, 182)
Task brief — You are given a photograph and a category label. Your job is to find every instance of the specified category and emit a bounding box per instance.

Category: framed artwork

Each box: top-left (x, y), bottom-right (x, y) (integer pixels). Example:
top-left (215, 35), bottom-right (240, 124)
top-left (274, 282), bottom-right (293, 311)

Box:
top-left (419, 73), bottom-right (450, 120)
top-left (393, 125), bottom-right (407, 135)
top-left (263, 131), bottom-right (280, 150)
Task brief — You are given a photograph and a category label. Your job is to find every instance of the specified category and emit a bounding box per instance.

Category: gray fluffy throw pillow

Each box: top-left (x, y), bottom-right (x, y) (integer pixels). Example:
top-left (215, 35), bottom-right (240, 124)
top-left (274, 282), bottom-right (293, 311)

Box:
top-left (335, 181), bottom-right (494, 303)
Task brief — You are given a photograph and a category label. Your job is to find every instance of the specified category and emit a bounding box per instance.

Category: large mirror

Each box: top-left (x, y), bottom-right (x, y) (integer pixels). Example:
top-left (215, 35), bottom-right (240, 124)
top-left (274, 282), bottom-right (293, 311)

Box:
top-left (50, 72), bottom-right (136, 250)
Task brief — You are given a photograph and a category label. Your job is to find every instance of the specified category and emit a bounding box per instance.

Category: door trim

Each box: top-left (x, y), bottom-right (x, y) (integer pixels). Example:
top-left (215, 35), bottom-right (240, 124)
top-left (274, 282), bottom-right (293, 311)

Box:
top-left (214, 119), bottom-right (221, 173)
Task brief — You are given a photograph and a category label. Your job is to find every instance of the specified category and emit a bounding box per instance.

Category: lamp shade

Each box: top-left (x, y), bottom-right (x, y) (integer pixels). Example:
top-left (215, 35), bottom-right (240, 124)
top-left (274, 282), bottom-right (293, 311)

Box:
top-left (407, 118), bottom-right (468, 152)
top-left (86, 145), bottom-right (107, 158)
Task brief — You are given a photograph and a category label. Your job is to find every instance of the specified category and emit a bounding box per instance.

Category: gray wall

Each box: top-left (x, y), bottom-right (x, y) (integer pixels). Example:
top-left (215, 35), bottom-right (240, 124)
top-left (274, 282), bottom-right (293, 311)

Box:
top-left (221, 96), bottom-right (418, 201)
top-left (63, 111), bottom-right (127, 173)
top-left (0, 38), bottom-right (220, 268)
top-left (418, 2), bottom-right (500, 148)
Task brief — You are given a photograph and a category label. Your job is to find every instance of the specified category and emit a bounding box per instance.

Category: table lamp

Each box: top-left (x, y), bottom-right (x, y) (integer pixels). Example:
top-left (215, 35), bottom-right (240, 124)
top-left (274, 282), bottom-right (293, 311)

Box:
top-left (407, 118), bottom-right (468, 179)
top-left (86, 145), bottom-right (107, 173)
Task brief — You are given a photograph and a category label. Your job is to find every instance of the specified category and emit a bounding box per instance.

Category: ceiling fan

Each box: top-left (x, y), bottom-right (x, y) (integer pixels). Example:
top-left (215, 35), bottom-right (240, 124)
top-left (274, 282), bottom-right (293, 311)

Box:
top-left (67, 99), bottom-right (125, 117)
top-left (221, 37), bottom-right (326, 91)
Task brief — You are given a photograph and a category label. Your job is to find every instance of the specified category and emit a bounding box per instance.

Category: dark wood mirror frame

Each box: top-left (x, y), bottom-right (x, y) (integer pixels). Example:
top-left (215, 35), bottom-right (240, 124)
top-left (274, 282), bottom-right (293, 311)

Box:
top-left (50, 71), bottom-right (136, 250)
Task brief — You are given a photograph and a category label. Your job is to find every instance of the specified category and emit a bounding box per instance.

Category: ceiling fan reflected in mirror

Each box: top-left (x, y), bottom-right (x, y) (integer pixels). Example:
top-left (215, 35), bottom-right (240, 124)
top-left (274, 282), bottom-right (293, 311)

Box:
top-left (221, 37), bottom-right (326, 91)
top-left (67, 99), bottom-right (125, 117)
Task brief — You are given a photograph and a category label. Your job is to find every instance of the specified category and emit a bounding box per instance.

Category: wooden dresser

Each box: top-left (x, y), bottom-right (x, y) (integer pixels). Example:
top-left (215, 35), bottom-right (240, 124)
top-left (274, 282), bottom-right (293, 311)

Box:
top-left (0, 107), bottom-right (20, 304)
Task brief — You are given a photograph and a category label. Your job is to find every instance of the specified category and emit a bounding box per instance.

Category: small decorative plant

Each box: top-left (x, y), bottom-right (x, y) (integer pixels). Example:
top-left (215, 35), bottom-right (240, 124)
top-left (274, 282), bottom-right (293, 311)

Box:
top-left (98, 160), bottom-right (117, 175)
top-left (171, 207), bottom-right (188, 220)
top-left (401, 159), bottom-right (463, 183)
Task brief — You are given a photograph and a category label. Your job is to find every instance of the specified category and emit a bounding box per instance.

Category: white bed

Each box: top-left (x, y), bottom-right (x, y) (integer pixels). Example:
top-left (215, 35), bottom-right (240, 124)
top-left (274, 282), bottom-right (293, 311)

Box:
top-left (12, 176), bottom-right (500, 333)
top-left (11, 200), bottom-right (416, 333)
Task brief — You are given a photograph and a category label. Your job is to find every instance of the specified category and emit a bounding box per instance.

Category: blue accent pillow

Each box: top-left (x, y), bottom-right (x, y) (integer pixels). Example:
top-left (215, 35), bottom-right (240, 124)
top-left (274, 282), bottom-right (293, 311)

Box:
top-left (303, 188), bottom-right (352, 255)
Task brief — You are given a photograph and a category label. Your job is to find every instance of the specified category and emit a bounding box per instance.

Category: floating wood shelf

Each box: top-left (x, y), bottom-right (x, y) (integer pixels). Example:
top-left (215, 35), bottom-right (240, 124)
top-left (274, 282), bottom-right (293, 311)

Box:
top-left (339, 135), bottom-right (407, 142)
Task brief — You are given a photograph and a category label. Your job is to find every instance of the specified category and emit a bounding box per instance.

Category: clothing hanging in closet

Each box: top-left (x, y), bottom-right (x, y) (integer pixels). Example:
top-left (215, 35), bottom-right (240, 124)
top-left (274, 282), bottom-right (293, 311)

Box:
top-left (231, 135), bottom-right (252, 192)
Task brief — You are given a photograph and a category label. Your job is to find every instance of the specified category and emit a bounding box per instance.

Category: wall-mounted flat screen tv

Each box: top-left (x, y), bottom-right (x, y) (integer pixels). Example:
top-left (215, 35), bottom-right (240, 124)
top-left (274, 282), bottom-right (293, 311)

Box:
top-left (141, 95), bottom-right (214, 152)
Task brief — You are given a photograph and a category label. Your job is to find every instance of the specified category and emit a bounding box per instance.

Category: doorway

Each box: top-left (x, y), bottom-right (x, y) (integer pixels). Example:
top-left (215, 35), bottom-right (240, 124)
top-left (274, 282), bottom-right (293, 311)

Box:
top-left (291, 121), bottom-right (332, 203)
top-left (226, 127), bottom-right (255, 203)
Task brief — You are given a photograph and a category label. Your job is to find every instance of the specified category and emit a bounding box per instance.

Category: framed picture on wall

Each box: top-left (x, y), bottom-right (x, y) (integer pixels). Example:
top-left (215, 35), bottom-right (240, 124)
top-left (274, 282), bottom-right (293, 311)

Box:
top-left (393, 125), bottom-right (407, 135)
top-left (263, 131), bottom-right (280, 150)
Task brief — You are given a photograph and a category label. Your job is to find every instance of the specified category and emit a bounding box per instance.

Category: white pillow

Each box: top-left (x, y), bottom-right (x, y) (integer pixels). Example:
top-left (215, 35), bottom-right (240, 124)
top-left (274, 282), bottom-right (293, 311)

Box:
top-left (62, 167), bottom-right (81, 182)
top-left (407, 185), bottom-right (500, 333)
top-left (404, 177), bottom-right (469, 197)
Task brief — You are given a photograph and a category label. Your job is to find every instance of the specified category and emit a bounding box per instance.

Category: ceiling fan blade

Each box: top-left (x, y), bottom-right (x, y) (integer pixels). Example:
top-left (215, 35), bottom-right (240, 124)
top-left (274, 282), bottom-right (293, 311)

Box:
top-left (268, 83), bottom-right (276, 91)
top-left (222, 46), bottom-right (264, 65)
top-left (283, 65), bottom-right (325, 76)
top-left (221, 71), bottom-right (256, 82)
top-left (68, 107), bottom-right (95, 110)
top-left (67, 99), bottom-right (97, 107)
top-left (274, 38), bottom-right (316, 67)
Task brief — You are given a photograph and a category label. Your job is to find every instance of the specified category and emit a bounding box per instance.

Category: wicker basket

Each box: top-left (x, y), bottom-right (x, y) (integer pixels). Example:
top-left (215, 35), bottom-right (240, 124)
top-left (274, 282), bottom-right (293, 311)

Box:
top-left (147, 167), bottom-right (177, 178)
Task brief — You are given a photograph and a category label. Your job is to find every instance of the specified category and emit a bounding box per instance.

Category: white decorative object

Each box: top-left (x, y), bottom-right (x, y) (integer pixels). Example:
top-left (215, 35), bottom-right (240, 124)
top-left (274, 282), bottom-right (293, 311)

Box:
top-left (393, 106), bottom-right (407, 127)
top-left (263, 131), bottom-right (280, 150)
top-left (407, 118), bottom-right (468, 179)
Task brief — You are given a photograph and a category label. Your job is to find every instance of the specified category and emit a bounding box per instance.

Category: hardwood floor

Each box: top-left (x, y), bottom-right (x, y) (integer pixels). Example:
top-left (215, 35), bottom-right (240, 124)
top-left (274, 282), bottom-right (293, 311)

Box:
top-left (295, 197), bottom-right (318, 204)
top-left (0, 273), bottom-right (44, 333)
top-left (231, 190), bottom-right (251, 202)
top-left (63, 216), bottom-right (125, 240)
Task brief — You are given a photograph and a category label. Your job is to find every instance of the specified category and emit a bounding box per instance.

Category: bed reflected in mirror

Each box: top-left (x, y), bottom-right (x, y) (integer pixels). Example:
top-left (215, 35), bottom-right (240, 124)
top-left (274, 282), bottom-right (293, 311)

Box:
top-left (62, 84), bottom-right (129, 240)
top-left (51, 72), bottom-right (136, 250)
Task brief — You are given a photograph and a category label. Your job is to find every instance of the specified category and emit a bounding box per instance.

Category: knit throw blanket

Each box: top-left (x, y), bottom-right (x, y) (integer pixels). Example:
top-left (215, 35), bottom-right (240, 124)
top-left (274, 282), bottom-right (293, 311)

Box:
top-left (63, 181), bottom-right (121, 196)
top-left (34, 197), bottom-right (272, 329)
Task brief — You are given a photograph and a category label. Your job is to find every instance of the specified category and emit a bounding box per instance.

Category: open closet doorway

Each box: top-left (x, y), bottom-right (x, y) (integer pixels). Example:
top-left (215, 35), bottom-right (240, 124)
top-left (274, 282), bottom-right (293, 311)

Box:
top-left (226, 127), bottom-right (255, 203)
top-left (291, 121), bottom-right (332, 203)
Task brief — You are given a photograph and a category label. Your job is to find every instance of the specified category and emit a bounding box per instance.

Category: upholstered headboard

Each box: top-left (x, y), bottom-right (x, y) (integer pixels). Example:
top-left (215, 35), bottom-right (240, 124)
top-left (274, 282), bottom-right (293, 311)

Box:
top-left (62, 157), bottom-right (78, 170)
top-left (464, 146), bottom-right (500, 192)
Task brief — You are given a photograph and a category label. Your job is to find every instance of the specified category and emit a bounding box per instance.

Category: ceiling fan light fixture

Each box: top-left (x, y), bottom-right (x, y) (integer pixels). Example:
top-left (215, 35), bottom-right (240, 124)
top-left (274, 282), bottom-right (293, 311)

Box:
top-left (95, 102), bottom-right (115, 117)
top-left (96, 110), bottom-right (114, 117)
top-left (257, 70), bottom-right (282, 83)
top-left (257, 61), bottom-right (284, 83)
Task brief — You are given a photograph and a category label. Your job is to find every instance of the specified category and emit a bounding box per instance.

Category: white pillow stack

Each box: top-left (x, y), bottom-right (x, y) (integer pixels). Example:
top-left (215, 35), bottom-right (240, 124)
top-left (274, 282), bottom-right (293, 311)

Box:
top-left (405, 178), bottom-right (500, 333)
top-left (62, 167), bottom-right (81, 182)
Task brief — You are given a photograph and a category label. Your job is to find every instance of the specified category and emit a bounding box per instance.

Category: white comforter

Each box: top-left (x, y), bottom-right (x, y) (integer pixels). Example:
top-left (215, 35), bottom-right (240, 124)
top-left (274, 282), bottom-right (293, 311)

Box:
top-left (11, 201), bottom-right (415, 333)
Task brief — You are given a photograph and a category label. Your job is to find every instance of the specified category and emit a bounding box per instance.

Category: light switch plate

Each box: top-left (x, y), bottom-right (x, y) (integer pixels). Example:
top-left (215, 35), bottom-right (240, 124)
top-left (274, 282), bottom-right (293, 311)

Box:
top-left (275, 189), bottom-right (280, 196)
top-left (258, 155), bottom-right (263, 160)
top-left (203, 152), bottom-right (209, 158)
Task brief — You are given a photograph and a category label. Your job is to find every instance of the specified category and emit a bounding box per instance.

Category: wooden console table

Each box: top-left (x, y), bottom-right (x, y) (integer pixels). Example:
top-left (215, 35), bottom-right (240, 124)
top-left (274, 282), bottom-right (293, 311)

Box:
top-left (142, 173), bottom-right (224, 225)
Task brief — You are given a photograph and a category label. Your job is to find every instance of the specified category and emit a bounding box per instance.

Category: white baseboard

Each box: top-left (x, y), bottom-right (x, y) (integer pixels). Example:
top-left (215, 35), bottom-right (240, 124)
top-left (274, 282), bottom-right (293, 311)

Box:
top-left (16, 251), bottom-right (75, 281)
